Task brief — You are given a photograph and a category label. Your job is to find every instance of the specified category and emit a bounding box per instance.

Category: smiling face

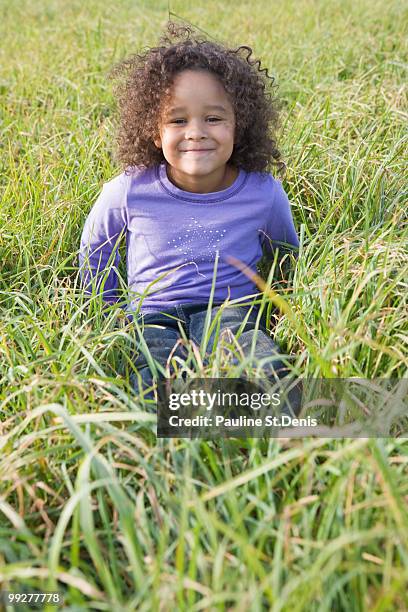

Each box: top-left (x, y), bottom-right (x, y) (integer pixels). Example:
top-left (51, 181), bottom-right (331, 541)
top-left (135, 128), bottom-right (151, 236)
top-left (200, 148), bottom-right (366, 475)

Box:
top-left (154, 69), bottom-right (237, 193)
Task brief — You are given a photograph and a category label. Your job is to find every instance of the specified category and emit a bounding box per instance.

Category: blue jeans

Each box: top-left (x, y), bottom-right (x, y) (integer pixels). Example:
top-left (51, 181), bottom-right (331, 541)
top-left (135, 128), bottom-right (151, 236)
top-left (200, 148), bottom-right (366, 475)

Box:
top-left (131, 302), bottom-right (290, 397)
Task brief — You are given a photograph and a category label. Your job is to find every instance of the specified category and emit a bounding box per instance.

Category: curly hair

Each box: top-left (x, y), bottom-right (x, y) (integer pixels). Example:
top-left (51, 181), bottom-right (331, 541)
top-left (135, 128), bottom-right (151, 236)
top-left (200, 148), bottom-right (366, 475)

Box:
top-left (109, 21), bottom-right (283, 174)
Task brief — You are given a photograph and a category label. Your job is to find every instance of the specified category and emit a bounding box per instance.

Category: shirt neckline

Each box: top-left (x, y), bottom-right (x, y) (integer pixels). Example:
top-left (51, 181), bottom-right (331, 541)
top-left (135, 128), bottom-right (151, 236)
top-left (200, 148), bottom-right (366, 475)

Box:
top-left (156, 162), bottom-right (248, 204)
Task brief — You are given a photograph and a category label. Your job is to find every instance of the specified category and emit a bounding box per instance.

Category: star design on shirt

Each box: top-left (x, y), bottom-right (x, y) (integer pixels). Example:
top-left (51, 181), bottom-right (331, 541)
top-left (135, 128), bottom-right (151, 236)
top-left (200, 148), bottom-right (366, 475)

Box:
top-left (166, 217), bottom-right (227, 271)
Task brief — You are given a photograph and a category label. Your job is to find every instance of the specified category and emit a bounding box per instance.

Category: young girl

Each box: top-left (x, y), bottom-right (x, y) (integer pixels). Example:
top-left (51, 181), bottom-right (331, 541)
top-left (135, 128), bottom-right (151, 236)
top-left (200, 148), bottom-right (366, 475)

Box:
top-left (79, 22), bottom-right (299, 395)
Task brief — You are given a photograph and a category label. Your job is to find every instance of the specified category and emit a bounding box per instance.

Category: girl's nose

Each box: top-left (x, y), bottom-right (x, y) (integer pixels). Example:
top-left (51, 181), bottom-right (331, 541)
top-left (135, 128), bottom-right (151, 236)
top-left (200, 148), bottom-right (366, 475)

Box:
top-left (185, 120), bottom-right (207, 139)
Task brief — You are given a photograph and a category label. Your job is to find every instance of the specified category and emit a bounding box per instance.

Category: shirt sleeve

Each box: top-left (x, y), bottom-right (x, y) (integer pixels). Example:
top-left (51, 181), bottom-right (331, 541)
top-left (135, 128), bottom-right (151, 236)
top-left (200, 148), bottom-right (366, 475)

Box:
top-left (260, 177), bottom-right (299, 259)
top-left (79, 174), bottom-right (128, 304)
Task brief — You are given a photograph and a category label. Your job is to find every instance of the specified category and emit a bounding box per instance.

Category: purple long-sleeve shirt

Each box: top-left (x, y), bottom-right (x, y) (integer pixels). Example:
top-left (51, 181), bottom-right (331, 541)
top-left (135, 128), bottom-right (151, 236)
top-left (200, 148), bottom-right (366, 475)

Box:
top-left (79, 162), bottom-right (299, 312)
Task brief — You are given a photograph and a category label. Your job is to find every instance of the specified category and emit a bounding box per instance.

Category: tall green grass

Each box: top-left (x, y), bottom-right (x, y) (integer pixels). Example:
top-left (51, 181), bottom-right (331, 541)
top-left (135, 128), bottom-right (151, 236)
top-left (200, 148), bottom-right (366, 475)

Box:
top-left (1, 0), bottom-right (407, 609)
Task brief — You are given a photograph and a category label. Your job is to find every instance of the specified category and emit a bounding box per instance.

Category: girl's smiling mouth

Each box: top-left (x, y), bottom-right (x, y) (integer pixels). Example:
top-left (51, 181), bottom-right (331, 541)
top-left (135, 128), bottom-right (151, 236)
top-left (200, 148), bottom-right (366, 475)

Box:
top-left (181, 149), bottom-right (215, 154)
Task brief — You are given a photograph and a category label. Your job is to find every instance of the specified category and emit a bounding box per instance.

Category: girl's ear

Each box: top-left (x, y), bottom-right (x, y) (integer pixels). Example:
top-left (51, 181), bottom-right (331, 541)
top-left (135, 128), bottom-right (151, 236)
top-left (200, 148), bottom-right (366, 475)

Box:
top-left (154, 135), bottom-right (162, 149)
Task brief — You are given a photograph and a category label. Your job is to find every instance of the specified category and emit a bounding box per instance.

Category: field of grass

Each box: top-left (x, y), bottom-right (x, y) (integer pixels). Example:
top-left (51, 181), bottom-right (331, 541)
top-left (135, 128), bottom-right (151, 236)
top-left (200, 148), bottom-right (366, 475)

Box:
top-left (1, 0), bottom-right (407, 609)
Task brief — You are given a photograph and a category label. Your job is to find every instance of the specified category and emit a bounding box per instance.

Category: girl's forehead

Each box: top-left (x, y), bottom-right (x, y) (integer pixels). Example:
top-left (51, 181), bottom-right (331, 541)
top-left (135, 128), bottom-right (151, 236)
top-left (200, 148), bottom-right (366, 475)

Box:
top-left (165, 69), bottom-right (233, 106)
top-left (172, 68), bottom-right (219, 83)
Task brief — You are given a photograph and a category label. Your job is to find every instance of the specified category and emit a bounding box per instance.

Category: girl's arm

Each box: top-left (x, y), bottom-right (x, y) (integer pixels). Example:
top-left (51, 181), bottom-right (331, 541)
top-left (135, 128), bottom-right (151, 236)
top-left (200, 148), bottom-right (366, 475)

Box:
top-left (261, 177), bottom-right (299, 260)
top-left (79, 175), bottom-right (128, 306)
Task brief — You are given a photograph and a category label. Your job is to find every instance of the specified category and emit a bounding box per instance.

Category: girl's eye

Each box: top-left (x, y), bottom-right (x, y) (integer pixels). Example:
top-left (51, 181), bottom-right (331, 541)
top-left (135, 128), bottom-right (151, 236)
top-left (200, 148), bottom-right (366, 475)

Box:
top-left (170, 117), bottom-right (222, 124)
